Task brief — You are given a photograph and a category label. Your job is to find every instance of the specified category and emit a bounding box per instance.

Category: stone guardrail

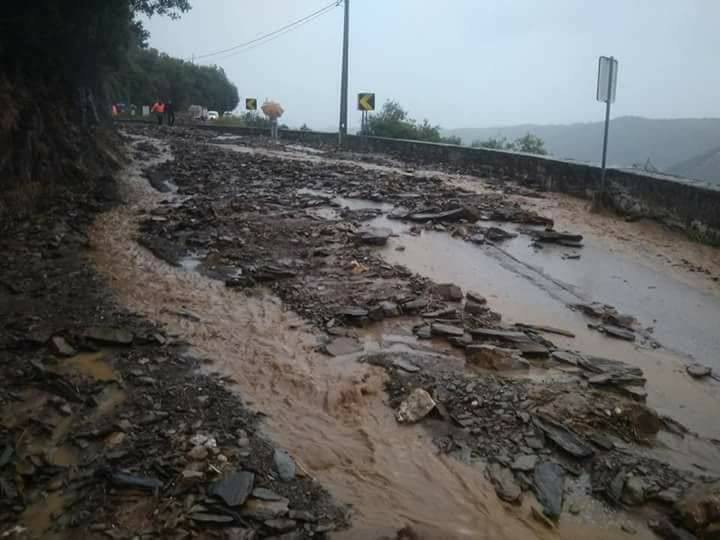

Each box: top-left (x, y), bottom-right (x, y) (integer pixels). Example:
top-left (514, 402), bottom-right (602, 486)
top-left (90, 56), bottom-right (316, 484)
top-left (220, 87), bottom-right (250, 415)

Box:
top-left (117, 118), bottom-right (720, 244)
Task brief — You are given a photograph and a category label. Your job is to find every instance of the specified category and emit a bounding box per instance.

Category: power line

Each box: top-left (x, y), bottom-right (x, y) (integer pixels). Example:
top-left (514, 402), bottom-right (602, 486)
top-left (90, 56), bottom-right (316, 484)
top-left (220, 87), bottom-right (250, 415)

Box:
top-left (210, 5), bottom-right (337, 61)
top-left (195, 1), bottom-right (340, 61)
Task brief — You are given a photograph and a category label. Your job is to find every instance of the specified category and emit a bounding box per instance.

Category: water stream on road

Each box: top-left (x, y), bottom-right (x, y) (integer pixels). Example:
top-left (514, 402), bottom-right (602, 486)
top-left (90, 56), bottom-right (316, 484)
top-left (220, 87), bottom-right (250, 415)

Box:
top-left (89, 134), bottom-right (715, 539)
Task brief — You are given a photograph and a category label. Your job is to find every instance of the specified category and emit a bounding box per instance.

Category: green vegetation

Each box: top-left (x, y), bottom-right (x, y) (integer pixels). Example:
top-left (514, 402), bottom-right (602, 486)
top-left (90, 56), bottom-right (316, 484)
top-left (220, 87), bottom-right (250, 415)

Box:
top-left (368, 101), bottom-right (462, 144)
top-left (213, 113), bottom-right (288, 130)
top-left (471, 133), bottom-right (548, 155)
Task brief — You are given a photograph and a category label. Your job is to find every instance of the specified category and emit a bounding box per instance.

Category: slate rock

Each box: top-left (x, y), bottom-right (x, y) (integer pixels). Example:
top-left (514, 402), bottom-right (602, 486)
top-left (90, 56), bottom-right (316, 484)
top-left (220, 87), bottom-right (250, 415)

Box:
top-left (273, 449), bottom-right (296, 482)
top-left (534, 462), bottom-right (565, 519)
top-left (210, 471), bottom-right (255, 507)
top-left (686, 364), bottom-right (712, 379)
top-left (83, 327), bottom-right (134, 345)
top-left (430, 323), bottom-right (465, 337)
top-left (191, 513), bottom-right (234, 524)
top-left (110, 472), bottom-right (163, 491)
top-left (487, 463), bottom-right (522, 504)
top-left (532, 415), bottom-right (594, 458)
top-left (511, 454), bottom-right (538, 473)
top-left (355, 227), bottom-right (392, 246)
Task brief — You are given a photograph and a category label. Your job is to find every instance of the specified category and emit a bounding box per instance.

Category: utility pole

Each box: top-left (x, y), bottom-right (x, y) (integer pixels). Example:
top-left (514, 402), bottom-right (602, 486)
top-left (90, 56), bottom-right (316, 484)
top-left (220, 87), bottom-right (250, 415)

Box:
top-left (338, 0), bottom-right (349, 146)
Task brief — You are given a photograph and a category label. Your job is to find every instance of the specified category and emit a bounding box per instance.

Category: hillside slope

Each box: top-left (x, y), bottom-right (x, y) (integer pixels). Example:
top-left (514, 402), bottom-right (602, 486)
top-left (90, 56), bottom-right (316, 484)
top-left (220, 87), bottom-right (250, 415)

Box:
top-left (667, 145), bottom-right (720, 185)
top-left (446, 117), bottom-right (720, 178)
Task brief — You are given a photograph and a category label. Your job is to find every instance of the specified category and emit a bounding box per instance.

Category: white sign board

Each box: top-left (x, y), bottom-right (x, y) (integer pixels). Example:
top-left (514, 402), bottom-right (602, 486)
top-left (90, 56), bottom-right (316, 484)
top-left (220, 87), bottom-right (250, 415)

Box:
top-left (597, 56), bottom-right (618, 104)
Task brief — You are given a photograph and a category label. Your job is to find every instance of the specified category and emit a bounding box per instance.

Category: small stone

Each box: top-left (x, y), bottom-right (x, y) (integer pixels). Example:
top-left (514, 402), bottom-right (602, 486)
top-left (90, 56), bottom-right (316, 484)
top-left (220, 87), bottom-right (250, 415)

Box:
top-left (273, 449), bottom-right (296, 482)
top-left (396, 388), bottom-right (436, 424)
top-left (237, 437), bottom-right (250, 448)
top-left (464, 301), bottom-right (488, 315)
top-left (241, 498), bottom-right (290, 520)
top-left (264, 519), bottom-right (297, 533)
top-left (252, 488), bottom-right (285, 501)
top-left (105, 432), bottom-right (125, 448)
top-left (433, 283), bottom-right (463, 302)
top-left (188, 446), bottom-right (209, 460)
top-left (621, 524), bottom-right (637, 535)
top-left (324, 337), bottom-right (363, 357)
top-left (355, 227), bottom-right (392, 246)
top-left (50, 336), bottom-right (76, 357)
top-left (622, 475), bottom-right (646, 506)
top-left (687, 363), bottom-right (712, 378)
top-left (83, 327), bottom-right (133, 345)
top-left (191, 513), bottom-right (234, 524)
top-left (466, 291), bottom-right (487, 305)
top-left (511, 454), bottom-right (538, 473)
top-left (288, 510), bottom-right (317, 522)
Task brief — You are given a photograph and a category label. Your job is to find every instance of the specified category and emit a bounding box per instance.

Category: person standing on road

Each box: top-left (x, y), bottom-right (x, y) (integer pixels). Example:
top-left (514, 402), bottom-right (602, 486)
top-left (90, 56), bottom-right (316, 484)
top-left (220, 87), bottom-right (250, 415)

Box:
top-left (151, 99), bottom-right (165, 125)
top-left (165, 100), bottom-right (175, 126)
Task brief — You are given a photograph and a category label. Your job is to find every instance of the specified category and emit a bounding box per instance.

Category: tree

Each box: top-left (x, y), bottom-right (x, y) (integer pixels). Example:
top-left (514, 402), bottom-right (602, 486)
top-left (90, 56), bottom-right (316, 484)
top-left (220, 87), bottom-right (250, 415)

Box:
top-left (367, 100), bottom-right (460, 144)
top-left (514, 133), bottom-right (548, 155)
top-left (472, 137), bottom-right (513, 150)
top-left (472, 133), bottom-right (548, 155)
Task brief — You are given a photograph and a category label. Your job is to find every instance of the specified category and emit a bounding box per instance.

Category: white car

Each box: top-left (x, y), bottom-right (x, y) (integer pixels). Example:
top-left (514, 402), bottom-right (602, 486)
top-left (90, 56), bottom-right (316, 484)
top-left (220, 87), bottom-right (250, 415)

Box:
top-left (223, 111), bottom-right (236, 118)
top-left (208, 111), bottom-right (219, 120)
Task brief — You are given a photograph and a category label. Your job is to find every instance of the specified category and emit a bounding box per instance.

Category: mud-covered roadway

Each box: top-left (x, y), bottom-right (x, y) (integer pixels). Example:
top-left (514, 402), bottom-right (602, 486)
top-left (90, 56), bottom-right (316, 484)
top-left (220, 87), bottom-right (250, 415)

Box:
top-left (2, 123), bottom-right (720, 540)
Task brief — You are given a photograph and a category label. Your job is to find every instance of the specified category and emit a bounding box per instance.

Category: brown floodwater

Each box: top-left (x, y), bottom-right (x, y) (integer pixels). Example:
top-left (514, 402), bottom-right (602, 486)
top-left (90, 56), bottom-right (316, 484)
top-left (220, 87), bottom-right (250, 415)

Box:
top-left (87, 133), bottom-right (710, 539)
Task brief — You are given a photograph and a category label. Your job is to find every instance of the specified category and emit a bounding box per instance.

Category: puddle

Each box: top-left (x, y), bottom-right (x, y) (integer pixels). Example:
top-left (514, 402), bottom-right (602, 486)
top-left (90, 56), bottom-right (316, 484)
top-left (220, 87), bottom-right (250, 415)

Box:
top-left (56, 351), bottom-right (116, 382)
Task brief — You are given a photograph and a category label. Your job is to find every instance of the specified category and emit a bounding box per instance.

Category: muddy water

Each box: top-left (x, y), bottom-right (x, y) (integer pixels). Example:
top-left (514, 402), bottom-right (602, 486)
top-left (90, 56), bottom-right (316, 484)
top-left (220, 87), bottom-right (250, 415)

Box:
top-left (377, 224), bottom-right (720, 442)
top-left (88, 135), bottom-right (656, 539)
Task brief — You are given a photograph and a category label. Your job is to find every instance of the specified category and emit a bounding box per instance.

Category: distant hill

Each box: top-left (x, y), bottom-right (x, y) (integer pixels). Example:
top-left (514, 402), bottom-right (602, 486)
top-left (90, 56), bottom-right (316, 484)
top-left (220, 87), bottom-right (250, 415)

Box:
top-left (445, 116), bottom-right (720, 184)
top-left (667, 145), bottom-right (720, 185)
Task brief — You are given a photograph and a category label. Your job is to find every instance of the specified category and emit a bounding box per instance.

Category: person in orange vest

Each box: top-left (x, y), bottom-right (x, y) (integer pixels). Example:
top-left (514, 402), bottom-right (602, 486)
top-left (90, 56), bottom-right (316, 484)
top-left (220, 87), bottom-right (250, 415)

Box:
top-left (151, 99), bottom-right (165, 125)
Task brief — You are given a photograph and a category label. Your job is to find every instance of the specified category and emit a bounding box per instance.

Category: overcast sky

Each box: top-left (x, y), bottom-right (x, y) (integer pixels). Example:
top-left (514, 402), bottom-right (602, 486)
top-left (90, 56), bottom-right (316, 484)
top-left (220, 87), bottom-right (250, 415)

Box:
top-left (144, 0), bottom-right (720, 130)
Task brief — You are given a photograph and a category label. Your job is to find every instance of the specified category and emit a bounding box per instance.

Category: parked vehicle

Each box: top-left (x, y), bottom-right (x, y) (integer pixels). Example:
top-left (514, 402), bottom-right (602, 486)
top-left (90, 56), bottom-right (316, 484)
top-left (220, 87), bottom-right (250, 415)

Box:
top-left (188, 104), bottom-right (208, 121)
top-left (223, 111), bottom-right (236, 118)
top-left (208, 111), bottom-right (219, 120)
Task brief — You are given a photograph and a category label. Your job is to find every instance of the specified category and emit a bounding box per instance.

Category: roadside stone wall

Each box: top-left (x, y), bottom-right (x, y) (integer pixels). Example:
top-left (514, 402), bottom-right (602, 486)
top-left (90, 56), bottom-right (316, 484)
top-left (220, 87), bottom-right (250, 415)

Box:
top-left (117, 119), bottom-right (720, 243)
top-left (343, 135), bottom-right (720, 244)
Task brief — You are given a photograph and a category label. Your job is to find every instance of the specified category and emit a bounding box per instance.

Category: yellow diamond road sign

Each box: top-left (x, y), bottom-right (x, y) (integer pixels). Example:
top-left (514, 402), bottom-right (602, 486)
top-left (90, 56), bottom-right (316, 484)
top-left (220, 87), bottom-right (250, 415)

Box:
top-left (246, 98), bottom-right (257, 111)
top-left (358, 93), bottom-right (375, 112)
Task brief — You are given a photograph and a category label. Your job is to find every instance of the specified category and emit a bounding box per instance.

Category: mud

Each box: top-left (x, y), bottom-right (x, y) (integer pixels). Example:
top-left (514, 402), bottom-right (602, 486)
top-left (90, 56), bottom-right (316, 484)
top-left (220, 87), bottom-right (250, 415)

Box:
top-left (0, 133), bottom-right (342, 539)
top-left (81, 125), bottom-right (720, 539)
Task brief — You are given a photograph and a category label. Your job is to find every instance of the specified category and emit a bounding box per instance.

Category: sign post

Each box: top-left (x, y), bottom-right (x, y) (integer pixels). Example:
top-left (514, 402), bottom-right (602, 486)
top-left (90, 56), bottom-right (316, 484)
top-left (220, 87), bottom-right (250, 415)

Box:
top-left (357, 92), bottom-right (375, 135)
top-left (597, 56), bottom-right (618, 198)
